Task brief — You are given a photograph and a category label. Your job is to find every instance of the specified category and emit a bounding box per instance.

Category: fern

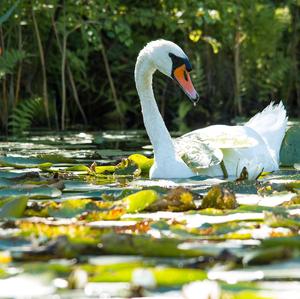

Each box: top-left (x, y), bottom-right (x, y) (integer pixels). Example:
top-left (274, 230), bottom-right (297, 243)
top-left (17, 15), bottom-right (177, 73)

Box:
top-left (0, 49), bottom-right (26, 79)
top-left (191, 53), bottom-right (206, 96)
top-left (8, 98), bottom-right (43, 135)
top-left (173, 101), bottom-right (193, 132)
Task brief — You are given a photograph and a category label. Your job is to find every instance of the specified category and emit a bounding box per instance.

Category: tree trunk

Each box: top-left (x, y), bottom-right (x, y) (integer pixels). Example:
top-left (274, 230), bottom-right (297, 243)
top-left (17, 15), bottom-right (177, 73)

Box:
top-left (14, 24), bottom-right (22, 107)
top-left (100, 33), bottom-right (124, 128)
top-left (32, 7), bottom-right (50, 127)
top-left (234, 7), bottom-right (242, 115)
top-left (0, 27), bottom-right (8, 132)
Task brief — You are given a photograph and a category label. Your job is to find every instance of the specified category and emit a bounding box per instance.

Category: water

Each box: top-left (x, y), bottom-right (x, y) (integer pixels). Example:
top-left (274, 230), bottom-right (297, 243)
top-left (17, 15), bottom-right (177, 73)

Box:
top-left (0, 129), bottom-right (299, 298)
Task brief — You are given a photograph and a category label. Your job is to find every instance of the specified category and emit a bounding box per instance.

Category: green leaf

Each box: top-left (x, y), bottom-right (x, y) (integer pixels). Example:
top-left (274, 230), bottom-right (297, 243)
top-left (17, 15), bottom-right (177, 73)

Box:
top-left (47, 199), bottom-right (93, 218)
top-left (65, 165), bottom-right (90, 172)
top-left (0, 0), bottom-right (20, 25)
top-left (101, 233), bottom-right (205, 257)
top-left (124, 190), bottom-right (158, 213)
top-left (36, 154), bottom-right (75, 164)
top-left (0, 156), bottom-right (52, 169)
top-left (152, 267), bottom-right (207, 286)
top-left (94, 165), bottom-right (116, 174)
top-left (0, 187), bottom-right (61, 199)
top-left (280, 126), bottom-right (300, 166)
top-left (0, 196), bottom-right (28, 218)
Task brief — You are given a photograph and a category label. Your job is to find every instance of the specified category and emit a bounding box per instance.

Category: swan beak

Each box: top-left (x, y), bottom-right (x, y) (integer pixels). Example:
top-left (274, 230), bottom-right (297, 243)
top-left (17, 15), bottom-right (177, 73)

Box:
top-left (173, 65), bottom-right (199, 103)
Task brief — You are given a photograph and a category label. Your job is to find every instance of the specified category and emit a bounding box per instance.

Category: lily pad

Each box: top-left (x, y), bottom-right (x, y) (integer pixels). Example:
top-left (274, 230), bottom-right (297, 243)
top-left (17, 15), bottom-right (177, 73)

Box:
top-left (94, 165), bottom-right (116, 174)
top-left (128, 154), bottom-right (154, 174)
top-left (0, 187), bottom-right (61, 199)
top-left (201, 186), bottom-right (238, 209)
top-left (47, 199), bottom-right (94, 218)
top-left (280, 126), bottom-right (300, 166)
top-left (65, 164), bottom-right (91, 173)
top-left (0, 156), bottom-right (52, 170)
top-left (0, 196), bottom-right (28, 218)
top-left (124, 190), bottom-right (158, 213)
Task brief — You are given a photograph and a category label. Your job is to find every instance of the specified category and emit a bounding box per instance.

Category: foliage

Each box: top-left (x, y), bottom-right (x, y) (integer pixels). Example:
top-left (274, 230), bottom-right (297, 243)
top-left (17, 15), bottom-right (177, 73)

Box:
top-left (0, 0), bottom-right (298, 133)
top-left (0, 49), bottom-right (26, 80)
top-left (8, 98), bottom-right (43, 135)
top-left (201, 185), bottom-right (238, 209)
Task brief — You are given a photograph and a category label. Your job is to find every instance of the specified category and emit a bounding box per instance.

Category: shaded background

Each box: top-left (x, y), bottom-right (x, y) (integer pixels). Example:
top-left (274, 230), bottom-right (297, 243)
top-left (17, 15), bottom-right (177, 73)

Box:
top-left (0, 0), bottom-right (299, 135)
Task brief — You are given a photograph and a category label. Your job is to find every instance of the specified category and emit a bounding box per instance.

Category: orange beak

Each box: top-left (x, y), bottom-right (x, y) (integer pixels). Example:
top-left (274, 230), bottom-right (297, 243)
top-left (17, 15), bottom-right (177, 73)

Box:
top-left (173, 64), bottom-right (199, 102)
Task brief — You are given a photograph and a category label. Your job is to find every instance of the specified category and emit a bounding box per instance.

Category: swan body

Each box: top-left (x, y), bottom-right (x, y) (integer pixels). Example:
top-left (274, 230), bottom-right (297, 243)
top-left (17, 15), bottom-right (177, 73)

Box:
top-left (135, 40), bottom-right (288, 179)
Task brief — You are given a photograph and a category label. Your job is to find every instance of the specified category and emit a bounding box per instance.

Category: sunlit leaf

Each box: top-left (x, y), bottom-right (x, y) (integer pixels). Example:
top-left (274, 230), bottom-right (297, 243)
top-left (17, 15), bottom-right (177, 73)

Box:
top-left (128, 154), bottom-right (153, 174)
top-left (94, 165), bottom-right (116, 174)
top-left (189, 30), bottom-right (202, 42)
top-left (124, 190), bottom-right (158, 213)
top-left (65, 165), bottom-right (91, 173)
top-left (201, 36), bottom-right (221, 53)
top-left (47, 199), bottom-right (94, 218)
top-left (201, 186), bottom-right (238, 209)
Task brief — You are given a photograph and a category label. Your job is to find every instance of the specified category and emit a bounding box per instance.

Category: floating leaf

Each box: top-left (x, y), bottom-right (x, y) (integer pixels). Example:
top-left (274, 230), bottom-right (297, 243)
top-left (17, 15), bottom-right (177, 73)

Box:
top-left (94, 165), bottom-right (116, 174)
top-left (47, 199), bottom-right (94, 218)
top-left (101, 233), bottom-right (203, 257)
top-left (0, 156), bottom-right (52, 169)
top-left (124, 190), bottom-right (158, 213)
top-left (0, 178), bottom-right (14, 188)
top-left (147, 187), bottom-right (197, 212)
top-left (65, 165), bottom-right (91, 173)
top-left (280, 126), bottom-right (300, 166)
top-left (0, 196), bottom-right (28, 218)
top-left (201, 186), bottom-right (238, 209)
top-left (128, 154), bottom-right (153, 174)
top-left (36, 154), bottom-right (75, 164)
top-left (114, 159), bottom-right (141, 176)
top-left (0, 187), bottom-right (61, 199)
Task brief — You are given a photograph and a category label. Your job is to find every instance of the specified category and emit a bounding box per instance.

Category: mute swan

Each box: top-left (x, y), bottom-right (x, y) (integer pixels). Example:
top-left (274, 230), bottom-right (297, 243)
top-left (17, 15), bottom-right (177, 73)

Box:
top-left (135, 40), bottom-right (288, 179)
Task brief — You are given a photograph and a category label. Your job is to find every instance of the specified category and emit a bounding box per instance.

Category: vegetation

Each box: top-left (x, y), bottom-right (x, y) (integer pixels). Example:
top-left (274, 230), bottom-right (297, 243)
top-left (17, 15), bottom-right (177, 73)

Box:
top-left (0, 0), bottom-right (299, 134)
top-left (0, 131), bottom-right (299, 297)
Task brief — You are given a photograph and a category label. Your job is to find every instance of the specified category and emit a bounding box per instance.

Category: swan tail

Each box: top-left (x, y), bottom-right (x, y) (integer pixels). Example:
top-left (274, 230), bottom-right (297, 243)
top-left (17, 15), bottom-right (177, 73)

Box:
top-left (245, 101), bottom-right (288, 163)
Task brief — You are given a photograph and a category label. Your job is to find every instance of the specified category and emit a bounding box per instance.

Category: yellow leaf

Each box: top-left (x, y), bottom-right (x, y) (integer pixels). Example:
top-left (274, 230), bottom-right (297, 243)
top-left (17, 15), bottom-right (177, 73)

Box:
top-left (94, 165), bottom-right (116, 174)
top-left (189, 30), bottom-right (202, 43)
top-left (124, 190), bottom-right (158, 213)
top-left (128, 154), bottom-right (154, 174)
top-left (0, 251), bottom-right (11, 264)
top-left (202, 36), bottom-right (221, 54)
top-left (180, 192), bottom-right (193, 204)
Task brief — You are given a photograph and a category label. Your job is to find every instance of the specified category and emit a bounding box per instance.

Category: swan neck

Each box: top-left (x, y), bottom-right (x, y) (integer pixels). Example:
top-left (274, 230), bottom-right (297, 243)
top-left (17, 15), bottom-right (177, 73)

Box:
top-left (135, 54), bottom-right (176, 161)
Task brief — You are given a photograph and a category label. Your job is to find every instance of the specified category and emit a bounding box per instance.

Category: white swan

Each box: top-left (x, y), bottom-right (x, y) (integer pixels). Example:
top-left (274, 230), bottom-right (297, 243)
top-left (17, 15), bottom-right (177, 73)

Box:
top-left (135, 40), bottom-right (288, 179)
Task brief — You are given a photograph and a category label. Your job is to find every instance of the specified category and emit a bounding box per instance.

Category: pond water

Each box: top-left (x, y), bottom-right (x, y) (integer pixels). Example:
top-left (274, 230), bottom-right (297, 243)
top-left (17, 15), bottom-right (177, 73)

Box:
top-left (0, 129), bottom-right (299, 298)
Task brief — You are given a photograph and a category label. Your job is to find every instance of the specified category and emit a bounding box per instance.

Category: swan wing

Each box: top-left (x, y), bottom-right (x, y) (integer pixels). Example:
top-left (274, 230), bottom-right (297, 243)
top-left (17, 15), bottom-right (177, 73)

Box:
top-left (182, 125), bottom-right (259, 149)
top-left (175, 134), bottom-right (223, 171)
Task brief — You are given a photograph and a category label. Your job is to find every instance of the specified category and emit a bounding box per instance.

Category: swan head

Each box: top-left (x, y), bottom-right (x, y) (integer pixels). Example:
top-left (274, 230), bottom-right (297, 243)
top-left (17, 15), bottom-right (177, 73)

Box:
top-left (142, 39), bottom-right (199, 103)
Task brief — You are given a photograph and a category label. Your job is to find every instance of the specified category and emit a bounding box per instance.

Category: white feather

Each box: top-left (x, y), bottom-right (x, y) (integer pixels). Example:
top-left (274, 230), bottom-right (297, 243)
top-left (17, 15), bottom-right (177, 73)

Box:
top-left (245, 101), bottom-right (288, 163)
